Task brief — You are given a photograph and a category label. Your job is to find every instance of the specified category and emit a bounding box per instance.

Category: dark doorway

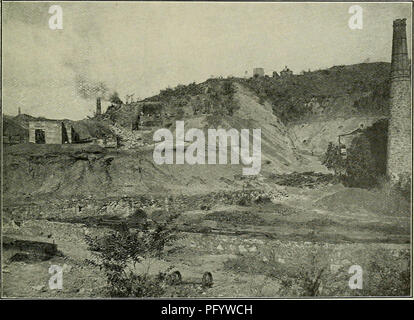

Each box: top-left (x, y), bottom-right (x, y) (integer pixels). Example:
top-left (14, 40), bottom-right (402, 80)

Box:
top-left (35, 129), bottom-right (46, 144)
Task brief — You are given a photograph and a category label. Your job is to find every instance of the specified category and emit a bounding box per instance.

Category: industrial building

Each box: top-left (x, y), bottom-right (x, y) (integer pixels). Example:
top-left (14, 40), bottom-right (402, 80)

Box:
top-left (28, 120), bottom-right (77, 144)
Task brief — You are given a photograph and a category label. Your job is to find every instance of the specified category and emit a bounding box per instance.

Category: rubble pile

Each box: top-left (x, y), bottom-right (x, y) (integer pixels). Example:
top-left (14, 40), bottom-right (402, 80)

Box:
top-left (109, 124), bottom-right (146, 149)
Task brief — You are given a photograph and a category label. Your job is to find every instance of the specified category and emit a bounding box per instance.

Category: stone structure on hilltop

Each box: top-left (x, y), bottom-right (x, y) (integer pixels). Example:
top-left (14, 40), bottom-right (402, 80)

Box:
top-left (272, 71), bottom-right (280, 78)
top-left (253, 67), bottom-right (264, 78)
top-left (386, 18), bottom-right (412, 183)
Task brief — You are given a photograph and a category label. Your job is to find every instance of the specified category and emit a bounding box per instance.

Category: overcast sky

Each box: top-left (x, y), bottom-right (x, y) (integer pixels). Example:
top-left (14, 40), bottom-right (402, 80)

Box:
top-left (2, 2), bottom-right (412, 120)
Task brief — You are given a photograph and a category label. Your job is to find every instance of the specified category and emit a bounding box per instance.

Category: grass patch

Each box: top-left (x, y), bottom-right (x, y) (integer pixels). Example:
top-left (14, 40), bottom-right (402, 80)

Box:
top-left (224, 246), bottom-right (410, 296)
top-left (270, 172), bottom-right (335, 188)
top-left (204, 211), bottom-right (266, 226)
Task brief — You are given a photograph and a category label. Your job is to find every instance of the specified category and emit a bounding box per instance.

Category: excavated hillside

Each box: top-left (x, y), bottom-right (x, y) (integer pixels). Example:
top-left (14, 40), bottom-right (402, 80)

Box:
top-left (3, 62), bottom-right (390, 201)
top-left (3, 82), bottom-right (325, 202)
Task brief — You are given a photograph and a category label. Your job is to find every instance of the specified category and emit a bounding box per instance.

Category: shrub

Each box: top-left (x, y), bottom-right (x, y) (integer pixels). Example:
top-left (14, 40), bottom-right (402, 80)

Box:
top-left (322, 142), bottom-right (345, 176)
top-left (224, 246), bottom-right (341, 297)
top-left (85, 214), bottom-right (181, 297)
top-left (322, 119), bottom-right (389, 189)
top-left (358, 249), bottom-right (410, 296)
top-left (374, 176), bottom-right (411, 216)
top-left (224, 246), bottom-right (410, 297)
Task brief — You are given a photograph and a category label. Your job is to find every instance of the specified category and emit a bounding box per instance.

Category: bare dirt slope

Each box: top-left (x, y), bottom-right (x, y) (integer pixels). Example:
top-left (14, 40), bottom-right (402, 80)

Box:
top-left (289, 116), bottom-right (387, 155)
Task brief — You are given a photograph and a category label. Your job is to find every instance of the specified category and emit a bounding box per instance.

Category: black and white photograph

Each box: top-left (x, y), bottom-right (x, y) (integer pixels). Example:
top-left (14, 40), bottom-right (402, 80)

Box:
top-left (1, 1), bottom-right (412, 300)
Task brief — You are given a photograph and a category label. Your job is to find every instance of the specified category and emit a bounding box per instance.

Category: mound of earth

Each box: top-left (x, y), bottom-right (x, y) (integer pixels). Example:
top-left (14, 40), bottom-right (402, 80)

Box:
top-left (315, 188), bottom-right (410, 216)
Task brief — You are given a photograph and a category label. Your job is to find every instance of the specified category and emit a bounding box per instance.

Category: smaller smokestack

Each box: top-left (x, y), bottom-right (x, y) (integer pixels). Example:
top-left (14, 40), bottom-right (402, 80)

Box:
top-left (18, 107), bottom-right (21, 115)
top-left (96, 97), bottom-right (102, 115)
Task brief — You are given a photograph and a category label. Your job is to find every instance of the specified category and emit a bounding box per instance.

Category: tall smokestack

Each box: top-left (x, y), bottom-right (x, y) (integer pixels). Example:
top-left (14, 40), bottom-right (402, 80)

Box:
top-left (96, 97), bottom-right (102, 115)
top-left (391, 19), bottom-right (410, 79)
top-left (386, 18), bottom-right (411, 183)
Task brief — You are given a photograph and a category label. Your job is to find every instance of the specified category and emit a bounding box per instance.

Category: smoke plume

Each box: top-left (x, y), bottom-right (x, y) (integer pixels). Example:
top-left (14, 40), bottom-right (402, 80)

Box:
top-left (75, 75), bottom-right (109, 100)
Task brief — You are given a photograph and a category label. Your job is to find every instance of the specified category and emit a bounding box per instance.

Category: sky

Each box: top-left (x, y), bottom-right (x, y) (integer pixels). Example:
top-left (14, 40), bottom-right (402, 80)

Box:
top-left (2, 1), bottom-right (412, 120)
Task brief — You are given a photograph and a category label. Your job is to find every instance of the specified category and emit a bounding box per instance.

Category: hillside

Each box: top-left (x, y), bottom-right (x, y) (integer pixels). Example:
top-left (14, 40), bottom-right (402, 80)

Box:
top-left (104, 62), bottom-right (390, 156)
top-left (3, 62), bottom-right (391, 200)
top-left (3, 115), bottom-right (29, 141)
top-left (239, 62), bottom-right (390, 123)
top-left (3, 82), bottom-right (327, 201)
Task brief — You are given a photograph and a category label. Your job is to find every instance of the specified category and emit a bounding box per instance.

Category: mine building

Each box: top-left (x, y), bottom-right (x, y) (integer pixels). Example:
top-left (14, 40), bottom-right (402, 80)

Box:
top-left (337, 124), bottom-right (365, 159)
top-left (29, 120), bottom-right (78, 144)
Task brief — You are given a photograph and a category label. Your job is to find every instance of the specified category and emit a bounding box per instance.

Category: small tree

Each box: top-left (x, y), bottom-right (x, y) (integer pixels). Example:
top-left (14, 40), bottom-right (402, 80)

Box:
top-left (322, 142), bottom-right (345, 176)
top-left (85, 214), bottom-right (181, 297)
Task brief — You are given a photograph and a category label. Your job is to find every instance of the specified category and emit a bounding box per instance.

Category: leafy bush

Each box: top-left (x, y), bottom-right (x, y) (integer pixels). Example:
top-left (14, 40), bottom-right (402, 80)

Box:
top-left (224, 246), bottom-right (410, 297)
top-left (358, 249), bottom-right (410, 296)
top-left (322, 142), bottom-right (346, 176)
top-left (322, 119), bottom-right (389, 189)
top-left (224, 246), bottom-right (341, 297)
top-left (85, 214), bottom-right (181, 297)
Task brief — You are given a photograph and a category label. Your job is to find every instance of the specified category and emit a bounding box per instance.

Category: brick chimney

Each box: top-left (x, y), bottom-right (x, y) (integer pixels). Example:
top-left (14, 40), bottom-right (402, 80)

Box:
top-left (96, 97), bottom-right (102, 115)
top-left (386, 18), bottom-right (411, 183)
top-left (391, 19), bottom-right (410, 79)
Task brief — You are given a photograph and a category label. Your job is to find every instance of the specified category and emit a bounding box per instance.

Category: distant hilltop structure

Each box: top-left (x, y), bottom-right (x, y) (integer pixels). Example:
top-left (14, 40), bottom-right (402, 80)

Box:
top-left (386, 18), bottom-right (412, 183)
top-left (252, 66), bottom-right (293, 78)
top-left (253, 67), bottom-right (264, 78)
